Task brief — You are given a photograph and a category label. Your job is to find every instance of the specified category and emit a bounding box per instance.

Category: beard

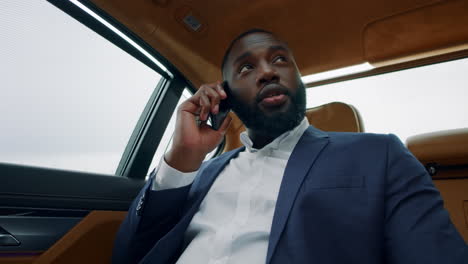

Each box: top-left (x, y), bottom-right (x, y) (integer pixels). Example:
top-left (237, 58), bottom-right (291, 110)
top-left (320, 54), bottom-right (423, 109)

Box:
top-left (230, 80), bottom-right (306, 138)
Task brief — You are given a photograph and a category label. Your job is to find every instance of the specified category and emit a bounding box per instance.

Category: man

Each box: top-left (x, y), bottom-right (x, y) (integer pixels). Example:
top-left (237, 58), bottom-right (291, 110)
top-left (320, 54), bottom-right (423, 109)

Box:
top-left (113, 29), bottom-right (468, 264)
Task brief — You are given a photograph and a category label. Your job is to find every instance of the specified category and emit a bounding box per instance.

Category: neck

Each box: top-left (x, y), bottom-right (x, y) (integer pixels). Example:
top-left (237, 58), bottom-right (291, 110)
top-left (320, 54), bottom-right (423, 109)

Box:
top-left (247, 129), bottom-right (281, 149)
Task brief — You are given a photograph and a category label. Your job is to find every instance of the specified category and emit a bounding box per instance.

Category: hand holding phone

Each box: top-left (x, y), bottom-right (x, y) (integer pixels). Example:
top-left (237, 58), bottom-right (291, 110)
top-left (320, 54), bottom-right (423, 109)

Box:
top-left (165, 81), bottom-right (232, 172)
top-left (210, 81), bottom-right (232, 130)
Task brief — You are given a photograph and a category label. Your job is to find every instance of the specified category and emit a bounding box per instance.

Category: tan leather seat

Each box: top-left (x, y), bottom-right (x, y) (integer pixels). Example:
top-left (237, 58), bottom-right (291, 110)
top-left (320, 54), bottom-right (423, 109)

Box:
top-left (407, 128), bottom-right (468, 243)
top-left (222, 101), bottom-right (364, 152)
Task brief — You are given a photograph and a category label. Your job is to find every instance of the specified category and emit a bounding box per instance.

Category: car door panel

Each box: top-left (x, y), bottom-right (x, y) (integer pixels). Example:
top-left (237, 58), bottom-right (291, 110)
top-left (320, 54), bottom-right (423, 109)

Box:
top-left (0, 212), bottom-right (84, 251)
top-left (0, 163), bottom-right (143, 264)
top-left (32, 211), bottom-right (126, 264)
top-left (0, 211), bottom-right (126, 264)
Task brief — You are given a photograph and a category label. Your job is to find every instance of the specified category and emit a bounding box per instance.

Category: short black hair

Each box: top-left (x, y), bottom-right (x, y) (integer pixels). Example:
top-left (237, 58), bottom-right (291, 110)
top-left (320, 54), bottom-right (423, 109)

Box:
top-left (221, 28), bottom-right (273, 77)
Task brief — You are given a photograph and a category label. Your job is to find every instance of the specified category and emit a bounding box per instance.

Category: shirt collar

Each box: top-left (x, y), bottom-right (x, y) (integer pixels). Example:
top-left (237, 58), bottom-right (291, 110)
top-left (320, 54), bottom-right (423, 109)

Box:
top-left (240, 117), bottom-right (310, 154)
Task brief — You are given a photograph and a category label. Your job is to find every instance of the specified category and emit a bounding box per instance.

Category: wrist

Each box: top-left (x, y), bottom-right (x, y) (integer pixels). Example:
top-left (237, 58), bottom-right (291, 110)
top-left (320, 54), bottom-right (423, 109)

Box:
top-left (164, 147), bottom-right (205, 172)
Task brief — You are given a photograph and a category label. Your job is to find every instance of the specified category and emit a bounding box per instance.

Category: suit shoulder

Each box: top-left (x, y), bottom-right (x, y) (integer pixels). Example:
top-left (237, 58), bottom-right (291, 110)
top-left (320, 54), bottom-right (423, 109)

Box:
top-left (324, 131), bottom-right (401, 151)
top-left (327, 131), bottom-right (392, 142)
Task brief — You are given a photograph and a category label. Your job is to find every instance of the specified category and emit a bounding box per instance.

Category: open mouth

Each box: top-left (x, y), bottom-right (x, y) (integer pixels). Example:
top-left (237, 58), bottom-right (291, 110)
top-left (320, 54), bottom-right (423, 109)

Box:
top-left (258, 85), bottom-right (289, 107)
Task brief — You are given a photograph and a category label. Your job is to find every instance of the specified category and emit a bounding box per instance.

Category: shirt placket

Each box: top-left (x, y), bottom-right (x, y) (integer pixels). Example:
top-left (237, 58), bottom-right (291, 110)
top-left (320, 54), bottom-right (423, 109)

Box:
top-left (209, 152), bottom-right (267, 264)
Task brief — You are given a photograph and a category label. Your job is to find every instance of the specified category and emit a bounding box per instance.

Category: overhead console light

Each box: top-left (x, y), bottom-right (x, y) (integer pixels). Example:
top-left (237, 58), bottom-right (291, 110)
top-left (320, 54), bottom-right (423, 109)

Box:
top-left (69, 0), bottom-right (173, 78)
top-left (301, 62), bottom-right (374, 84)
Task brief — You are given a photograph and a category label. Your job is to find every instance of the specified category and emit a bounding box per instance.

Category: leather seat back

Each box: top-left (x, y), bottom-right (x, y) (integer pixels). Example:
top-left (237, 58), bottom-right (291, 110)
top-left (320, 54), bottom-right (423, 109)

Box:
top-left (407, 128), bottom-right (468, 243)
top-left (222, 101), bottom-right (364, 152)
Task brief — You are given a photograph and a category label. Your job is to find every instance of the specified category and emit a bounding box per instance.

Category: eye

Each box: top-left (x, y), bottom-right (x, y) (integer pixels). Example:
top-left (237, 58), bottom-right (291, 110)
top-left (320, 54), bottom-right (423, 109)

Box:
top-left (238, 64), bottom-right (253, 74)
top-left (273, 55), bottom-right (287, 63)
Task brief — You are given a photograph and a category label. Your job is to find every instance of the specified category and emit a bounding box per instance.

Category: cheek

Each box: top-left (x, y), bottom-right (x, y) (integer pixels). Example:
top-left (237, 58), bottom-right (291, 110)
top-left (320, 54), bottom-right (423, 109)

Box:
top-left (231, 81), bottom-right (257, 102)
top-left (280, 68), bottom-right (300, 89)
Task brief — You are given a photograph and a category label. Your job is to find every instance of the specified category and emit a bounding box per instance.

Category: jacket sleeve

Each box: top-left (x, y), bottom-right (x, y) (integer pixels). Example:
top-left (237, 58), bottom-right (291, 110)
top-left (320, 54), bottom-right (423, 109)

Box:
top-left (384, 134), bottom-right (468, 263)
top-left (111, 168), bottom-right (193, 264)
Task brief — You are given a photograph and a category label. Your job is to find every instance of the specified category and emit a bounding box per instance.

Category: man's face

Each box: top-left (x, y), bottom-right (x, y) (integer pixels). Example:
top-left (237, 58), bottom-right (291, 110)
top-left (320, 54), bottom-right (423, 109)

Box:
top-left (223, 32), bottom-right (306, 136)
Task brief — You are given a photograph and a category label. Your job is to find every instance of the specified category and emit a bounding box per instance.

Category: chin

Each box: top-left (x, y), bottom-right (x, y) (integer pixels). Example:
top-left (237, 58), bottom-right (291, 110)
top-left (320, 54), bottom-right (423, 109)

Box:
top-left (238, 105), bottom-right (305, 137)
top-left (260, 102), bottom-right (291, 116)
top-left (233, 83), bottom-right (306, 136)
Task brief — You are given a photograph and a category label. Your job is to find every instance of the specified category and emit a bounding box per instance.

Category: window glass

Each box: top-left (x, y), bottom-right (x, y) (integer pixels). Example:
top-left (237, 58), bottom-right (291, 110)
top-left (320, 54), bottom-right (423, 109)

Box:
top-left (0, 1), bottom-right (162, 174)
top-left (306, 58), bottom-right (468, 143)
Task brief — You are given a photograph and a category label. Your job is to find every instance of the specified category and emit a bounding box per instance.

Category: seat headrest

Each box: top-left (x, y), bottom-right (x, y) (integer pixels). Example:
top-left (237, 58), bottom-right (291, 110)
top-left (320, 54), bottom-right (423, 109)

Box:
top-left (406, 128), bottom-right (468, 166)
top-left (222, 101), bottom-right (364, 152)
top-left (305, 102), bottom-right (364, 133)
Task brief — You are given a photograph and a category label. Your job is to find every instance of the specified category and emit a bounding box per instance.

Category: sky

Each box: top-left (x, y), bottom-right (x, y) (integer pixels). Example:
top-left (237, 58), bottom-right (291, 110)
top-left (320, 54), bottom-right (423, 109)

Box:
top-left (1, 0), bottom-right (467, 175)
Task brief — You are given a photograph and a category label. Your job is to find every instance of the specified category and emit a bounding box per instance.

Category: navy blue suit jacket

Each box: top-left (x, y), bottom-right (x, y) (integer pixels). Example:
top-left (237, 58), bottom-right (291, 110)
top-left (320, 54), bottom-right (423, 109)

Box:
top-left (113, 127), bottom-right (468, 263)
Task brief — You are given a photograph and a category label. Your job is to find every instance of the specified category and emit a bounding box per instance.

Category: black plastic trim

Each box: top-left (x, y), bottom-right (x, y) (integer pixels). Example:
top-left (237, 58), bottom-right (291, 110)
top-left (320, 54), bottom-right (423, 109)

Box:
top-left (0, 163), bottom-right (144, 210)
top-left (123, 78), bottom-right (186, 179)
top-left (0, 214), bottom-right (83, 251)
top-left (116, 78), bottom-right (168, 176)
top-left (0, 207), bottom-right (89, 218)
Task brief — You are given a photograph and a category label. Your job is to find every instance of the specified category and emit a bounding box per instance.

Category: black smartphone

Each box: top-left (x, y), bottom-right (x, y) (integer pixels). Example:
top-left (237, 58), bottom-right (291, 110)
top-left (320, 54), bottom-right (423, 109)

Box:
top-left (209, 81), bottom-right (232, 130)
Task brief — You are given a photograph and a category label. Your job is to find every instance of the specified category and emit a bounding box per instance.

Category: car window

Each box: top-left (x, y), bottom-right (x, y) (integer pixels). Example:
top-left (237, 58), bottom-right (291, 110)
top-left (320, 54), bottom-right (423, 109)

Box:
top-left (306, 58), bottom-right (468, 143)
top-left (0, 1), bottom-right (163, 175)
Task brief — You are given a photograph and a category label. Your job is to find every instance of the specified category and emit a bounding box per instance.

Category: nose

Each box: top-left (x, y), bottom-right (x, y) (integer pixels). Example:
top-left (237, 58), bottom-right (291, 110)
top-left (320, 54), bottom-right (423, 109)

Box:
top-left (256, 61), bottom-right (279, 87)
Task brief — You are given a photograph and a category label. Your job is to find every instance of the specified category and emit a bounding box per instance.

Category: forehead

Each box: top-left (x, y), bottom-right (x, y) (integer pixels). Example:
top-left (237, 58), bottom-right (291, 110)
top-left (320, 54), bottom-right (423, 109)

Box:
top-left (227, 33), bottom-right (288, 65)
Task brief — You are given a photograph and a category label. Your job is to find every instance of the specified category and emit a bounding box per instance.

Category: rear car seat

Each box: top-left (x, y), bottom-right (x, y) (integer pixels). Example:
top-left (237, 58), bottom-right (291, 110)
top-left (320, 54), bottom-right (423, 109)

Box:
top-left (222, 101), bottom-right (364, 152)
top-left (407, 128), bottom-right (468, 243)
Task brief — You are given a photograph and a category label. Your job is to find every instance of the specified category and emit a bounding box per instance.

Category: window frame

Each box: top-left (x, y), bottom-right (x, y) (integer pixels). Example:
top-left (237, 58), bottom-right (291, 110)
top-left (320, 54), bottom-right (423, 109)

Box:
top-left (304, 52), bottom-right (468, 88)
top-left (45, 0), bottom-right (195, 179)
top-left (305, 56), bottom-right (468, 145)
top-left (47, 0), bottom-right (174, 79)
top-left (118, 78), bottom-right (186, 179)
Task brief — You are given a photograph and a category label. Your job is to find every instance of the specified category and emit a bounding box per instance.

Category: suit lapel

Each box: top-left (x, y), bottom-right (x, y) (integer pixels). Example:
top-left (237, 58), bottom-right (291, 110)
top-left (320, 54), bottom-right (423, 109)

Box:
top-left (142, 148), bottom-right (244, 264)
top-left (266, 127), bottom-right (329, 264)
top-left (187, 147), bottom-right (245, 206)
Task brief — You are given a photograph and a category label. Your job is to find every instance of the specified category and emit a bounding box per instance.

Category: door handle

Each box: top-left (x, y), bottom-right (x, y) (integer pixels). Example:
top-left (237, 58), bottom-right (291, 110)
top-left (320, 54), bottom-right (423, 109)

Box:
top-left (0, 226), bottom-right (20, 246)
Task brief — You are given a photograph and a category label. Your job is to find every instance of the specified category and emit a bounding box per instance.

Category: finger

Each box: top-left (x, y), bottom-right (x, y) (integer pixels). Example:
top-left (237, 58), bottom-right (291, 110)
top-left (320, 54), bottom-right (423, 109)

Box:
top-left (203, 86), bottom-right (221, 114)
top-left (180, 87), bottom-right (206, 114)
top-left (199, 93), bottom-right (211, 121)
top-left (218, 115), bottom-right (233, 134)
top-left (216, 81), bottom-right (227, 99)
top-left (178, 98), bottom-right (200, 115)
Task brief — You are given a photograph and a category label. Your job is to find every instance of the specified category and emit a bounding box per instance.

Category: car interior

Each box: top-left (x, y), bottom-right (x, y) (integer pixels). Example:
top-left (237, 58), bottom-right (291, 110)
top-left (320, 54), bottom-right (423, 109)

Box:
top-left (1, 0), bottom-right (467, 263)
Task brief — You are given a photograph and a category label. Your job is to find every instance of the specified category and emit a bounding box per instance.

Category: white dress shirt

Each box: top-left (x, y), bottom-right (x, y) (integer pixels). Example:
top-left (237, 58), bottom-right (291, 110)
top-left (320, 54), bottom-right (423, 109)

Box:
top-left (152, 118), bottom-right (310, 264)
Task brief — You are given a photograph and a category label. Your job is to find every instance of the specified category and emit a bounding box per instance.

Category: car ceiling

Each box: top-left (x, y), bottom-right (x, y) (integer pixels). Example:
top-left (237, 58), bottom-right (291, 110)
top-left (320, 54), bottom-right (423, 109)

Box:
top-left (90, 0), bottom-right (468, 87)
